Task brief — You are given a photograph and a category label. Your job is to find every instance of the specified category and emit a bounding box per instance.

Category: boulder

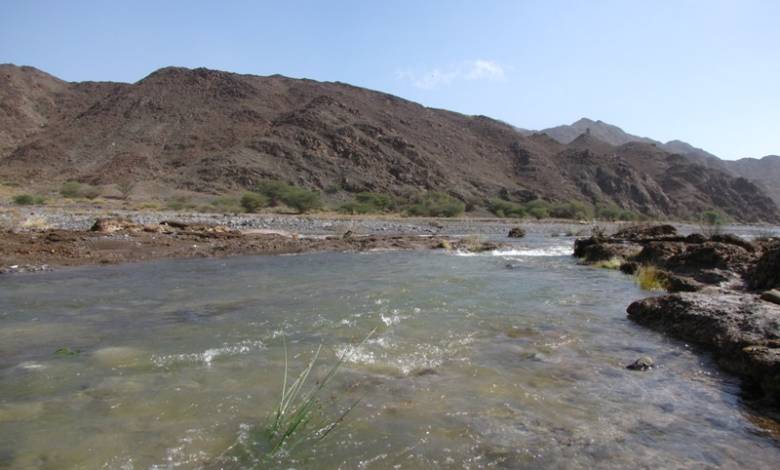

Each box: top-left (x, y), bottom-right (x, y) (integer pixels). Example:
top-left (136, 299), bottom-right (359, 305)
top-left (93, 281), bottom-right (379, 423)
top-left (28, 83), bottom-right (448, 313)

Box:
top-left (508, 227), bottom-right (526, 238)
top-left (627, 356), bottom-right (654, 371)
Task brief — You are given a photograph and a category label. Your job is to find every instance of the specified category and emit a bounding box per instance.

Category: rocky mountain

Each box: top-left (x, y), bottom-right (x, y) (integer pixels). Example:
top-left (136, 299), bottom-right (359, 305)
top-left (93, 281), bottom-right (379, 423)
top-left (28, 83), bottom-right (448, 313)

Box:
top-left (542, 118), bottom-right (656, 147)
top-left (726, 155), bottom-right (780, 206)
top-left (540, 118), bottom-right (779, 206)
top-left (0, 64), bottom-right (777, 223)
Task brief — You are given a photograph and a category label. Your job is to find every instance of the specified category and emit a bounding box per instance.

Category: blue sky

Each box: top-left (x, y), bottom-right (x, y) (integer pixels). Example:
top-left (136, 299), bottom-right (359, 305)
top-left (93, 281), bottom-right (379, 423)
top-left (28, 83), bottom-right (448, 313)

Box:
top-left (1, 0), bottom-right (778, 159)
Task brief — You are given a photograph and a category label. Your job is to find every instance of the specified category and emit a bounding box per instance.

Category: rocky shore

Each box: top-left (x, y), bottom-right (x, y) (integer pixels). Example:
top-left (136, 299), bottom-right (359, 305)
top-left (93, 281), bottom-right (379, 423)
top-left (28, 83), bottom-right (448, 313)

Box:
top-left (574, 224), bottom-right (780, 406)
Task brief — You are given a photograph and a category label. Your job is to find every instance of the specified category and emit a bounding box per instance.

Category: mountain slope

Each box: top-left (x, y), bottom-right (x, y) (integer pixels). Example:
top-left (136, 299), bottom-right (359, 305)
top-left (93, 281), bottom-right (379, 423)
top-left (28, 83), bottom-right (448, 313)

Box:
top-left (0, 65), bottom-right (777, 223)
top-left (726, 155), bottom-right (780, 206)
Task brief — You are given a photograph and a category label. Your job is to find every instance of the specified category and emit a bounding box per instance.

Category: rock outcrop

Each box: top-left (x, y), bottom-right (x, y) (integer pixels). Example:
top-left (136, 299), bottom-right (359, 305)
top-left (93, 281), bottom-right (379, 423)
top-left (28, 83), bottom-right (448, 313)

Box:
top-left (574, 225), bottom-right (780, 404)
top-left (628, 294), bottom-right (780, 402)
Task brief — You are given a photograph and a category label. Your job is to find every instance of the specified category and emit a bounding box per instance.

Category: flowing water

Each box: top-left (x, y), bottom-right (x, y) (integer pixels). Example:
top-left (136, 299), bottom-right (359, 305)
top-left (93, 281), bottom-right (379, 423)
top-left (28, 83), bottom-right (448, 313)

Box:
top-left (1, 233), bottom-right (779, 469)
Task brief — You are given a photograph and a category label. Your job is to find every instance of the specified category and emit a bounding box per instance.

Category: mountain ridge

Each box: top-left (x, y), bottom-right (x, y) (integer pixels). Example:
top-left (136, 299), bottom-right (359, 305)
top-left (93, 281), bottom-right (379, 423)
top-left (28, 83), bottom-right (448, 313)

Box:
top-left (0, 64), bottom-right (777, 223)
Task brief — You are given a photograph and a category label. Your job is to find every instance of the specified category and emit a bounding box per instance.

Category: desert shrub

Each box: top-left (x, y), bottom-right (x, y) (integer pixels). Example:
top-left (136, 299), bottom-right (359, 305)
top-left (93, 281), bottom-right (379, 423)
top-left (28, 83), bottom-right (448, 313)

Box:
top-left (210, 196), bottom-right (245, 213)
top-left (255, 180), bottom-right (293, 207)
top-left (60, 181), bottom-right (82, 198)
top-left (699, 209), bottom-right (726, 236)
top-left (60, 181), bottom-right (99, 199)
top-left (406, 192), bottom-right (465, 217)
top-left (595, 203), bottom-right (641, 221)
top-left (340, 192), bottom-right (396, 214)
top-left (280, 186), bottom-right (322, 213)
top-left (166, 195), bottom-right (196, 211)
top-left (487, 198), bottom-right (526, 218)
top-left (355, 192), bottom-right (395, 211)
top-left (12, 194), bottom-right (45, 205)
top-left (239, 192), bottom-right (267, 213)
top-left (549, 201), bottom-right (592, 220)
top-left (523, 200), bottom-right (550, 220)
top-left (255, 180), bottom-right (322, 213)
top-left (635, 265), bottom-right (668, 291)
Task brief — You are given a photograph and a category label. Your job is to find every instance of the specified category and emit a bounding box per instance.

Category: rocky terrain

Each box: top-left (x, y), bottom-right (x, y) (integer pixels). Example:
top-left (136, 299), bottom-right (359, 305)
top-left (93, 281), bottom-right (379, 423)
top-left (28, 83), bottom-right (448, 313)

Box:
top-left (1, 64), bottom-right (778, 223)
top-left (574, 225), bottom-right (780, 406)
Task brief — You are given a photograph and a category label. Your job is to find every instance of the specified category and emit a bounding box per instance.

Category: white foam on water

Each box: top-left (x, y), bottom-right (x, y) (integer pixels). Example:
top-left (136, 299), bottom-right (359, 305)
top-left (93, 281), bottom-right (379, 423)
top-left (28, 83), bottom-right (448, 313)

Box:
top-left (492, 245), bottom-right (573, 257)
top-left (152, 339), bottom-right (265, 367)
top-left (452, 245), bottom-right (573, 258)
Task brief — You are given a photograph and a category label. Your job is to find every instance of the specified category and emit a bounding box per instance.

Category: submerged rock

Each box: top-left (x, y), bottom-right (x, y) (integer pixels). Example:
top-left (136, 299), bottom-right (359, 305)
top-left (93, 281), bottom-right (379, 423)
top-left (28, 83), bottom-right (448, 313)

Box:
top-left (627, 356), bottom-right (654, 371)
top-left (627, 293), bottom-right (780, 403)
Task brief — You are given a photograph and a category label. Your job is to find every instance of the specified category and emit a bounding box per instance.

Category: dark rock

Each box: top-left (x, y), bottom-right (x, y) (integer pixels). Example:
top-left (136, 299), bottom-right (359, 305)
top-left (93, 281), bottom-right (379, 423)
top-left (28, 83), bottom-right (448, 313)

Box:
top-left (613, 224), bottom-right (677, 241)
top-left (663, 273), bottom-right (704, 292)
top-left (574, 239), bottom-right (642, 262)
top-left (710, 233), bottom-right (755, 252)
top-left (627, 293), bottom-right (780, 403)
top-left (666, 242), bottom-right (753, 273)
top-left (627, 356), bottom-right (654, 371)
top-left (620, 261), bottom-right (639, 275)
top-left (747, 241), bottom-right (780, 290)
top-left (685, 233), bottom-right (708, 244)
top-left (633, 241), bottom-right (686, 266)
top-left (508, 227), bottom-right (526, 238)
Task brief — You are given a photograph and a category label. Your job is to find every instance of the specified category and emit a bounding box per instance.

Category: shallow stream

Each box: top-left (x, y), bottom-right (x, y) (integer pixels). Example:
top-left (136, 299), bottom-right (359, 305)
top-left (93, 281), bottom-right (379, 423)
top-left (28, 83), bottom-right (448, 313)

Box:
top-left (1, 233), bottom-right (779, 468)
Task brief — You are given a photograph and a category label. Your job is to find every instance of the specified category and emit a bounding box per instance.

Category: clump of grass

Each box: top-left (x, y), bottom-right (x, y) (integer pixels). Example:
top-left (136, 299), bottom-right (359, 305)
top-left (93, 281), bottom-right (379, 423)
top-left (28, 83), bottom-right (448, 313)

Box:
top-left (635, 265), bottom-right (668, 291)
top-left (593, 257), bottom-right (623, 269)
top-left (219, 330), bottom-right (375, 466)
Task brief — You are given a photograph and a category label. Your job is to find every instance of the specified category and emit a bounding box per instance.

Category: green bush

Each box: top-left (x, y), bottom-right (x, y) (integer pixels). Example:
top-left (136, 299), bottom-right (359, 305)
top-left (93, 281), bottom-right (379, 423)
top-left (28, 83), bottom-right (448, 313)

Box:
top-left (12, 194), bottom-right (45, 205)
top-left (523, 200), bottom-right (551, 220)
top-left (340, 192), bottom-right (396, 214)
top-left (355, 192), bottom-right (396, 211)
top-left (255, 180), bottom-right (322, 213)
top-left (255, 180), bottom-right (293, 207)
top-left (280, 186), bottom-right (322, 213)
top-left (406, 192), bottom-right (465, 217)
top-left (700, 210), bottom-right (725, 226)
top-left (487, 198), bottom-right (526, 218)
top-left (595, 203), bottom-right (641, 221)
top-left (699, 209), bottom-right (726, 236)
top-left (240, 192), bottom-right (268, 213)
top-left (549, 201), bottom-right (592, 220)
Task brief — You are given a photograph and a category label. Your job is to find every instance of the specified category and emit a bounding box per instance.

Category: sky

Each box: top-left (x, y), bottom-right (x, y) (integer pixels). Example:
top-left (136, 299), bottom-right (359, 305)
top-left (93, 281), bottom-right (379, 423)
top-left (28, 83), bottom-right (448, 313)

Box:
top-left (1, 0), bottom-right (778, 160)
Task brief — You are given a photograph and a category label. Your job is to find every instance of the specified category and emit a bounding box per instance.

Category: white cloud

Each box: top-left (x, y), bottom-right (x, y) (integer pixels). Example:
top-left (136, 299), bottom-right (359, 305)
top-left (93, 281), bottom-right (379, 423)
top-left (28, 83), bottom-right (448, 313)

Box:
top-left (396, 59), bottom-right (507, 89)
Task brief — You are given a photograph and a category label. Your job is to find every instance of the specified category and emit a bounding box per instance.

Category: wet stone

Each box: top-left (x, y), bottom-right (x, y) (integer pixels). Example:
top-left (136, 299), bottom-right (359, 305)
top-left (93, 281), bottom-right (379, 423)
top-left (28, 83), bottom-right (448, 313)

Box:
top-left (627, 356), bottom-right (654, 371)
